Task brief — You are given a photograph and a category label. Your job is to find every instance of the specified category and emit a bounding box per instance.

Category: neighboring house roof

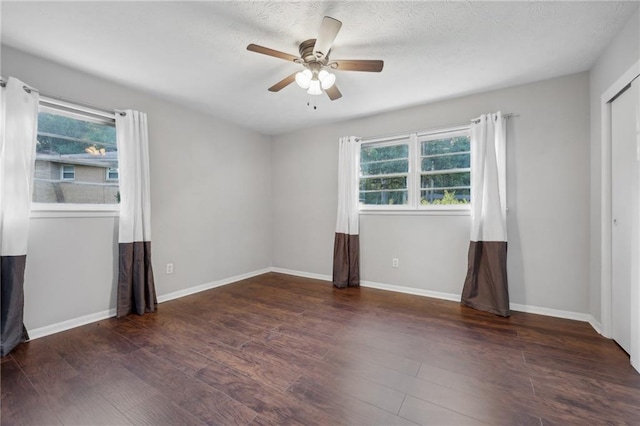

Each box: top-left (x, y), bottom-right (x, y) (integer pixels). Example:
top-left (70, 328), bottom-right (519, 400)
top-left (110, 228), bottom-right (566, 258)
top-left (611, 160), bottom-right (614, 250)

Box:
top-left (36, 152), bottom-right (118, 168)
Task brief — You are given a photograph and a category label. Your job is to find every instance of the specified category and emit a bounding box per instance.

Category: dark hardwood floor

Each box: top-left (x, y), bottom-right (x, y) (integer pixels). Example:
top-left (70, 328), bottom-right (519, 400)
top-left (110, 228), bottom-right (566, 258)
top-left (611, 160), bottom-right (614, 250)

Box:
top-left (2, 272), bottom-right (639, 425)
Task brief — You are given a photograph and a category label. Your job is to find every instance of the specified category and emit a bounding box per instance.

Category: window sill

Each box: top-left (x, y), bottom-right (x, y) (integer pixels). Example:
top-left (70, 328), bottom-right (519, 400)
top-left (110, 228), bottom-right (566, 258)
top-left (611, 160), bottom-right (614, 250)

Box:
top-left (30, 203), bottom-right (120, 219)
top-left (359, 208), bottom-right (470, 216)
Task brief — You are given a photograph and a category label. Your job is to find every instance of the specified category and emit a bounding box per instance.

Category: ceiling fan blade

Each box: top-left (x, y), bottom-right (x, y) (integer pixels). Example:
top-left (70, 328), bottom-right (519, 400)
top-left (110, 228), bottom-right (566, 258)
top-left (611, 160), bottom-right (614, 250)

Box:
top-left (313, 16), bottom-right (342, 59)
top-left (325, 85), bottom-right (342, 101)
top-left (268, 72), bottom-right (298, 92)
top-left (247, 44), bottom-right (300, 63)
top-left (331, 60), bottom-right (384, 72)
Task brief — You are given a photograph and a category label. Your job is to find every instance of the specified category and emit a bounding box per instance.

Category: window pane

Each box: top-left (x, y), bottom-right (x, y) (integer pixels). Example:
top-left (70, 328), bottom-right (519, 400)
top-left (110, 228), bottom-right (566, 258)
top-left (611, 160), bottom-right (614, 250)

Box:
top-left (421, 189), bottom-right (470, 205)
top-left (106, 167), bottom-right (119, 180)
top-left (361, 143), bottom-right (408, 162)
top-left (420, 171), bottom-right (470, 205)
top-left (360, 176), bottom-right (408, 205)
top-left (360, 190), bottom-right (408, 206)
top-left (421, 153), bottom-right (470, 171)
top-left (61, 165), bottom-right (75, 180)
top-left (360, 176), bottom-right (407, 191)
top-left (34, 110), bottom-right (119, 204)
top-left (421, 172), bottom-right (470, 189)
top-left (361, 159), bottom-right (408, 176)
top-left (421, 136), bottom-right (470, 156)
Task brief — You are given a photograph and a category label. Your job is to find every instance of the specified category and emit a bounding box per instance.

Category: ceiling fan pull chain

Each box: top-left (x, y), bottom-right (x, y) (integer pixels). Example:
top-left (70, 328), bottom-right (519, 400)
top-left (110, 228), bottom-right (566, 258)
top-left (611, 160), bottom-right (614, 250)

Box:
top-left (306, 95), bottom-right (318, 110)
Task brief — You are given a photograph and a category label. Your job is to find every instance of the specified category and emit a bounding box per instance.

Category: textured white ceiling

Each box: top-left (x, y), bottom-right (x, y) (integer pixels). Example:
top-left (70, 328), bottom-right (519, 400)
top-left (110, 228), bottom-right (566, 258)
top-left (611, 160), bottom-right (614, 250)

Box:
top-left (1, 1), bottom-right (638, 135)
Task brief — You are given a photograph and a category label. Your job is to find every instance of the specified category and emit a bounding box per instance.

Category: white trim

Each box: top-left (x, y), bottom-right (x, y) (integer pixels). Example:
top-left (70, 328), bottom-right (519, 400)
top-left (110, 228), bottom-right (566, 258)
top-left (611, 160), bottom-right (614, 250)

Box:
top-left (272, 268), bottom-right (598, 329)
top-left (157, 268), bottom-right (271, 303)
top-left (24, 266), bottom-right (602, 342)
top-left (600, 60), bottom-right (640, 339)
top-left (359, 209), bottom-right (470, 216)
top-left (30, 210), bottom-right (120, 219)
top-left (589, 316), bottom-right (603, 335)
top-left (30, 203), bottom-right (120, 218)
top-left (27, 308), bottom-right (117, 340)
top-left (361, 279), bottom-right (460, 302)
top-left (26, 267), bottom-right (271, 341)
top-left (40, 96), bottom-right (116, 123)
top-left (509, 303), bottom-right (591, 323)
top-left (270, 267), bottom-right (332, 282)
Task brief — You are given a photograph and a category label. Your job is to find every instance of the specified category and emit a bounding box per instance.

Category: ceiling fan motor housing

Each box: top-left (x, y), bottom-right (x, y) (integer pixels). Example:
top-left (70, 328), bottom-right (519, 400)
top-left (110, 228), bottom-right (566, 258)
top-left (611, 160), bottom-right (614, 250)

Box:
top-left (299, 39), bottom-right (329, 65)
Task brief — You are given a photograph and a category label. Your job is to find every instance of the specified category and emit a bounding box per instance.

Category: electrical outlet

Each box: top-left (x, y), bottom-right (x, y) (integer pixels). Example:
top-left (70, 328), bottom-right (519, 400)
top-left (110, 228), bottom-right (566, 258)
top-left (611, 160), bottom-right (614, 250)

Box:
top-left (392, 258), bottom-right (399, 268)
top-left (166, 263), bottom-right (174, 274)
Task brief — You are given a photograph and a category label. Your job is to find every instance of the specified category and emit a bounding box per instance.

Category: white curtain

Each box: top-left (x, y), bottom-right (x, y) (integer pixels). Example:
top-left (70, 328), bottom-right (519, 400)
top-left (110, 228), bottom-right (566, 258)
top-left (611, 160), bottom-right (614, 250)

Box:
top-left (115, 110), bottom-right (157, 317)
top-left (332, 136), bottom-right (360, 288)
top-left (461, 112), bottom-right (509, 316)
top-left (0, 77), bottom-right (39, 356)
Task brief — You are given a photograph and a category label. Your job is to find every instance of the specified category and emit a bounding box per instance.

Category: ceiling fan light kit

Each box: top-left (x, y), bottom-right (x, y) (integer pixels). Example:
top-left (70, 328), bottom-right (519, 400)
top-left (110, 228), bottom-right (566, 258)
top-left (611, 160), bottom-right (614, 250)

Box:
top-left (247, 16), bottom-right (383, 102)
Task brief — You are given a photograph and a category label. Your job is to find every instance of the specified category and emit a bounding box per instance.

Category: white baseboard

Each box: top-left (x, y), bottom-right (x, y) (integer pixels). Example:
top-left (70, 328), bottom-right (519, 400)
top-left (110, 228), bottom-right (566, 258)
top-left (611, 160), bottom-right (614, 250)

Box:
top-left (27, 267), bottom-right (272, 341)
top-left (270, 267), bottom-right (331, 282)
top-left (28, 308), bottom-right (117, 340)
top-left (270, 267), bottom-right (598, 329)
top-left (26, 266), bottom-right (602, 341)
top-left (509, 303), bottom-right (591, 323)
top-left (360, 279), bottom-right (461, 302)
top-left (157, 267), bottom-right (271, 303)
top-left (588, 316), bottom-right (603, 335)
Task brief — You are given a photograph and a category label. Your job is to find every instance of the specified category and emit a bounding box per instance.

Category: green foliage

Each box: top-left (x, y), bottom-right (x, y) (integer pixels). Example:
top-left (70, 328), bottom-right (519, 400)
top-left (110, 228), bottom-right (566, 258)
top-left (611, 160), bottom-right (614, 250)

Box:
top-left (37, 112), bottom-right (116, 155)
top-left (421, 190), bottom-right (470, 205)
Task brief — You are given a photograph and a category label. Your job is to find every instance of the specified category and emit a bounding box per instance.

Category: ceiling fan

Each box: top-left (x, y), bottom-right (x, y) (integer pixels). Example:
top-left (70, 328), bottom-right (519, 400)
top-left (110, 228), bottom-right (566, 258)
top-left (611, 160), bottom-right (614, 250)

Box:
top-left (247, 16), bottom-right (384, 101)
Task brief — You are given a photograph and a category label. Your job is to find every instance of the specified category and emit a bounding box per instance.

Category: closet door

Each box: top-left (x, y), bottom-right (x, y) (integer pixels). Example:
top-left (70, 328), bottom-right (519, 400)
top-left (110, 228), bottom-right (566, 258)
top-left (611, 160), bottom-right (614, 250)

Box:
top-left (611, 77), bottom-right (639, 354)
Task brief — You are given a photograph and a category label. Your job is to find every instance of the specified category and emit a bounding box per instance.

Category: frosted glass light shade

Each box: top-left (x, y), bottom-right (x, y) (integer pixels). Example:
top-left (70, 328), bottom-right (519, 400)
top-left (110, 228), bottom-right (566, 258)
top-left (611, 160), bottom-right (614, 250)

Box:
top-left (295, 69), bottom-right (312, 89)
top-left (307, 79), bottom-right (322, 95)
top-left (319, 70), bottom-right (336, 89)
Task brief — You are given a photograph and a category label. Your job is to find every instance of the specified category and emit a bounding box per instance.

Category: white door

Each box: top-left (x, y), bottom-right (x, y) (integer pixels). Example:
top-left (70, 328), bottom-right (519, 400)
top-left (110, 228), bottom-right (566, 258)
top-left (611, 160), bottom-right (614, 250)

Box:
top-left (611, 77), bottom-right (639, 355)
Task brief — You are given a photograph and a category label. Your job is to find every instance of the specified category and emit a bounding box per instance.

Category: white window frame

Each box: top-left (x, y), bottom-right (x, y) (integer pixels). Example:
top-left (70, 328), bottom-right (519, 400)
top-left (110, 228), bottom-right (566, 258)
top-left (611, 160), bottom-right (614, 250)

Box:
top-left (60, 165), bottom-right (75, 181)
top-left (358, 125), bottom-right (471, 214)
top-left (358, 136), bottom-right (412, 211)
top-left (31, 97), bottom-right (120, 216)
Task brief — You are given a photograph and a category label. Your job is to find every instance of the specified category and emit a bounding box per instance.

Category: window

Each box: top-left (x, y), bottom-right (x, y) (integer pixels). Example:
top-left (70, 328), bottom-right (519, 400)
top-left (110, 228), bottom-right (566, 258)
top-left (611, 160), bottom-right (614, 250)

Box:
top-left (359, 126), bottom-right (471, 210)
top-left (33, 99), bottom-right (119, 206)
top-left (106, 167), bottom-right (119, 181)
top-left (60, 165), bottom-right (75, 180)
top-left (359, 138), bottom-right (410, 206)
top-left (419, 131), bottom-right (471, 205)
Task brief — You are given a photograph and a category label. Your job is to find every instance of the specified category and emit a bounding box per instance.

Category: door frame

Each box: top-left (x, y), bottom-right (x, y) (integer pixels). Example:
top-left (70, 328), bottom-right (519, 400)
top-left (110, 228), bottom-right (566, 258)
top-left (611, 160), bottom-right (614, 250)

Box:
top-left (600, 59), bottom-right (640, 372)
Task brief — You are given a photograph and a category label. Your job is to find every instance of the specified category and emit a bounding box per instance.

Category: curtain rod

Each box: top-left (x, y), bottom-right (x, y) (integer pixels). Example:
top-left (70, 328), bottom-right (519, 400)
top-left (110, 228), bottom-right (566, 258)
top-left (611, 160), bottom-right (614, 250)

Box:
top-left (359, 113), bottom-right (517, 144)
top-left (0, 77), bottom-right (125, 117)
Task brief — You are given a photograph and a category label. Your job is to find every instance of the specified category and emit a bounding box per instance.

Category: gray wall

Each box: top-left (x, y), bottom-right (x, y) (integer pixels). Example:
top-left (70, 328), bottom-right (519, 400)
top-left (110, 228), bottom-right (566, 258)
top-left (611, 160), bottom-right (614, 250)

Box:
top-left (5, 8), bottom-right (635, 331)
top-left (589, 10), bottom-right (640, 324)
top-left (272, 72), bottom-right (591, 314)
top-left (2, 46), bottom-right (272, 330)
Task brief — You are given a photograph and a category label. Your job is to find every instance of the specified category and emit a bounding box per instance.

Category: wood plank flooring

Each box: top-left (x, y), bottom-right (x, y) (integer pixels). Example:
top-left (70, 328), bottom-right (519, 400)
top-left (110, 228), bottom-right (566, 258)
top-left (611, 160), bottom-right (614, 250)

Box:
top-left (2, 272), bottom-right (639, 425)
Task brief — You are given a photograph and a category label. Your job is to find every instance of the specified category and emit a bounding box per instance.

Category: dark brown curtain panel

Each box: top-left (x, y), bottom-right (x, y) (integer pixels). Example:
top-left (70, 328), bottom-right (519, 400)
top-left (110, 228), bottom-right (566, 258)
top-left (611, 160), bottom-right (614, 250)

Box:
top-left (332, 136), bottom-right (360, 288)
top-left (0, 77), bottom-right (39, 356)
top-left (1, 256), bottom-right (30, 356)
top-left (333, 233), bottom-right (360, 288)
top-left (461, 241), bottom-right (509, 316)
top-left (461, 112), bottom-right (510, 317)
top-left (117, 242), bottom-right (157, 317)
top-left (115, 110), bottom-right (157, 318)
